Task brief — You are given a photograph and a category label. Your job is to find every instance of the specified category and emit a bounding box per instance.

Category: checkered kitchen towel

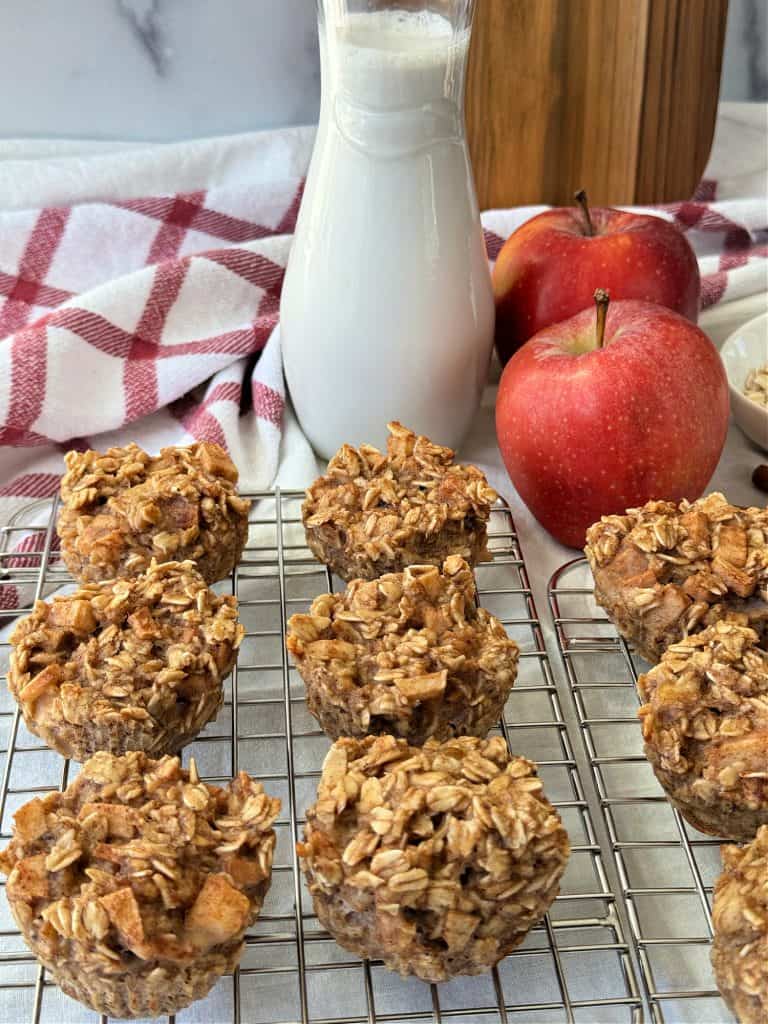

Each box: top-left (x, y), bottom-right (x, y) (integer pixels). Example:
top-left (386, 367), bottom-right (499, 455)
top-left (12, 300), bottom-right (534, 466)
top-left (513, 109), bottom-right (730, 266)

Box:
top-left (0, 124), bottom-right (766, 609)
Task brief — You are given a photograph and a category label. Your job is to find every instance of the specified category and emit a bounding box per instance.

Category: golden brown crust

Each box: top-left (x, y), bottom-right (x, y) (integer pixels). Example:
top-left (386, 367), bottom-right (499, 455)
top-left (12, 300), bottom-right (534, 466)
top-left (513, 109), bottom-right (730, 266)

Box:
top-left (712, 825), bottom-right (768, 1023)
top-left (51, 953), bottom-right (242, 1019)
top-left (57, 442), bottom-right (251, 585)
top-left (638, 621), bottom-right (768, 841)
top-left (585, 493), bottom-right (768, 663)
top-left (298, 735), bottom-right (569, 983)
top-left (0, 753), bottom-right (279, 1019)
top-left (287, 557), bottom-right (519, 744)
top-left (7, 560), bottom-right (243, 761)
top-left (302, 422), bottom-right (497, 581)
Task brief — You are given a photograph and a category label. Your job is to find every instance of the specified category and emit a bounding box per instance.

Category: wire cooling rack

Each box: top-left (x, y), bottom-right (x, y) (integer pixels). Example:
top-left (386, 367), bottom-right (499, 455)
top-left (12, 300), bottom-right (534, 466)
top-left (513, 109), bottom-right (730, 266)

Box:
top-left (548, 558), bottom-right (730, 1024)
top-left (0, 492), bottom-right (643, 1024)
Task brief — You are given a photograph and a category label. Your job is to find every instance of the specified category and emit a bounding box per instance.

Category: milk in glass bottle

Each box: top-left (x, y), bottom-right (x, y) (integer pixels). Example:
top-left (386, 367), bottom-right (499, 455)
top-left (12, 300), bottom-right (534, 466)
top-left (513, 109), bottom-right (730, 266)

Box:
top-left (280, 0), bottom-right (494, 458)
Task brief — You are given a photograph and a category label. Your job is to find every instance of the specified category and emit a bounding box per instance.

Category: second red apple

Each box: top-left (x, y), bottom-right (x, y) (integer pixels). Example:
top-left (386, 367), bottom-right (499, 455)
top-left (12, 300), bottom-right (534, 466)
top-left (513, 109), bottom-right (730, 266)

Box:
top-left (495, 293), bottom-right (729, 548)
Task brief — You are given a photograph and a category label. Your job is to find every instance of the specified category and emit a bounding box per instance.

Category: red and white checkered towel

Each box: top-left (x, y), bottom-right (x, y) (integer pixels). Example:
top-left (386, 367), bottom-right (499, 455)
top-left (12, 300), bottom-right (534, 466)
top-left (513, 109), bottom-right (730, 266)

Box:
top-left (0, 125), bottom-right (766, 606)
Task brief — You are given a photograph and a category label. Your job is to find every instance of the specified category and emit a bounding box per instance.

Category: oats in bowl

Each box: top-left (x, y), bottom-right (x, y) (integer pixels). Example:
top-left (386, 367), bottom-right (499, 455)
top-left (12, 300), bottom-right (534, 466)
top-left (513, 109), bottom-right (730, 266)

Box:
top-left (638, 619), bottom-right (768, 840)
top-left (302, 421), bottom-right (497, 581)
top-left (743, 364), bottom-right (768, 408)
top-left (0, 752), bottom-right (280, 1019)
top-left (57, 441), bottom-right (251, 585)
top-left (298, 735), bottom-right (569, 983)
top-left (720, 313), bottom-right (768, 452)
top-left (287, 556), bottom-right (519, 744)
top-left (7, 560), bottom-right (243, 761)
top-left (585, 492), bottom-right (768, 663)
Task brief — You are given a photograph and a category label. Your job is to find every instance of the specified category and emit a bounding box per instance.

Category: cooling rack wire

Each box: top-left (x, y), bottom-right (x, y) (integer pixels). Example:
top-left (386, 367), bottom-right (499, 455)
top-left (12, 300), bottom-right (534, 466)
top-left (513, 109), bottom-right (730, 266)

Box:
top-left (549, 557), bottom-right (731, 1024)
top-left (0, 492), bottom-right (655, 1024)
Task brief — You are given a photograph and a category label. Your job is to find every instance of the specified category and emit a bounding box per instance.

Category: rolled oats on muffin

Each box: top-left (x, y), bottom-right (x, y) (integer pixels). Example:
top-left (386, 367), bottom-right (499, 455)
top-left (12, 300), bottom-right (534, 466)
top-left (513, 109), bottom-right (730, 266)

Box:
top-left (287, 557), bottom-right (518, 744)
top-left (7, 560), bottom-right (243, 762)
top-left (638, 620), bottom-right (768, 840)
top-left (58, 441), bottom-right (250, 585)
top-left (298, 735), bottom-right (569, 983)
top-left (302, 421), bottom-right (497, 581)
top-left (0, 752), bottom-right (280, 1019)
top-left (712, 825), bottom-right (768, 1023)
top-left (585, 493), bottom-right (768, 663)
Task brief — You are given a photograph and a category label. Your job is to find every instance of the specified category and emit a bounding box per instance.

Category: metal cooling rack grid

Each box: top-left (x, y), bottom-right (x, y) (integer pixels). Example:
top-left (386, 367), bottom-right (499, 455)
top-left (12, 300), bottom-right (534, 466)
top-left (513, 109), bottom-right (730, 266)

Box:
top-left (0, 492), bottom-right (642, 1024)
top-left (548, 558), bottom-right (731, 1024)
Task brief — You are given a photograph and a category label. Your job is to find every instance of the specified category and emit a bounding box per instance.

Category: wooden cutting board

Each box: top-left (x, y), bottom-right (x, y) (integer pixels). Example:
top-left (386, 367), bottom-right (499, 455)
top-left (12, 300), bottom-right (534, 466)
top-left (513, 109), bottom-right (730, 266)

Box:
top-left (467, 0), bottom-right (729, 208)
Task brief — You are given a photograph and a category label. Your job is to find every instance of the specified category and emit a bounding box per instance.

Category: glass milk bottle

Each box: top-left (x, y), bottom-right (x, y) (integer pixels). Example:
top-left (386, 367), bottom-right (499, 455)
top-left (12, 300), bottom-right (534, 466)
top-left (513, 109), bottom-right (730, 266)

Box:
top-left (280, 0), bottom-right (495, 459)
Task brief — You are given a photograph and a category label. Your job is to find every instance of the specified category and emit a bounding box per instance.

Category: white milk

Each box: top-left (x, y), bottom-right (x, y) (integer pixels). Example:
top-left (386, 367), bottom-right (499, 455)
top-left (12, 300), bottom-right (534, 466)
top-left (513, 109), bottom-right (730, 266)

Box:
top-left (280, 9), bottom-right (495, 458)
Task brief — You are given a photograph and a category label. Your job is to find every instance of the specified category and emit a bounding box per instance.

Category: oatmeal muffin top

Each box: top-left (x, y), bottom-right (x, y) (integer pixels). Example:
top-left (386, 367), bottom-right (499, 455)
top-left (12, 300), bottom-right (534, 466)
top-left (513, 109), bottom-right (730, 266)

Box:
top-left (287, 557), bottom-right (518, 731)
top-left (639, 620), bottom-right (768, 804)
top-left (299, 734), bottom-right (569, 955)
top-left (57, 441), bottom-right (250, 583)
top-left (8, 560), bottom-right (242, 757)
top-left (303, 422), bottom-right (497, 551)
top-left (586, 493), bottom-right (768, 601)
top-left (585, 493), bottom-right (768, 648)
top-left (713, 825), bottom-right (768, 1020)
top-left (0, 753), bottom-right (280, 970)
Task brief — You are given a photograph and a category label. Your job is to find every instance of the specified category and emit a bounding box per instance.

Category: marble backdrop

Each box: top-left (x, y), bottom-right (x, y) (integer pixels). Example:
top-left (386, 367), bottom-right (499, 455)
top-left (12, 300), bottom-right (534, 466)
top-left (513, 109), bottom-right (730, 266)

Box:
top-left (0, 0), bottom-right (764, 142)
top-left (722, 0), bottom-right (768, 103)
top-left (0, 0), bottom-right (321, 141)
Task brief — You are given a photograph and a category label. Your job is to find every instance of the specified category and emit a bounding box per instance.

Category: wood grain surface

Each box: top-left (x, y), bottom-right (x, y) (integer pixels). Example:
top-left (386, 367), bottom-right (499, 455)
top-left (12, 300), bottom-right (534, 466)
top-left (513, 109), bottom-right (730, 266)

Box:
top-left (466, 0), bottom-right (729, 209)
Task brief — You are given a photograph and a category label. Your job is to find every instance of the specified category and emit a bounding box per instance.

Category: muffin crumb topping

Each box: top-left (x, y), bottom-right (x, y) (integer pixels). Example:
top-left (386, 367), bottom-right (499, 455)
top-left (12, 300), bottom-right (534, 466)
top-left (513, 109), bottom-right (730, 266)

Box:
top-left (58, 441), bottom-right (251, 584)
top-left (8, 560), bottom-right (243, 760)
top-left (288, 557), bottom-right (518, 742)
top-left (303, 422), bottom-right (497, 579)
top-left (639, 620), bottom-right (768, 838)
top-left (712, 825), bottom-right (768, 1022)
top-left (585, 493), bottom-right (768, 662)
top-left (299, 735), bottom-right (569, 982)
top-left (0, 753), bottom-right (279, 971)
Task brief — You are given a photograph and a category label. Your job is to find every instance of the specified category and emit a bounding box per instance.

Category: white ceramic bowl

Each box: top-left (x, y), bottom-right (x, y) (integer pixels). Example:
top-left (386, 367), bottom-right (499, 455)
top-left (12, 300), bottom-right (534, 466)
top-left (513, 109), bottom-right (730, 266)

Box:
top-left (720, 312), bottom-right (768, 452)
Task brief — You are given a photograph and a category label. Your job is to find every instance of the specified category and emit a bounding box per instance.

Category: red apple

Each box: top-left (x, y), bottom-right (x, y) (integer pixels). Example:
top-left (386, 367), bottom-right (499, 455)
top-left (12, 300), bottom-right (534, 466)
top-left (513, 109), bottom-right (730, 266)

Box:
top-left (495, 292), bottom-right (729, 548)
top-left (493, 191), bottom-right (701, 365)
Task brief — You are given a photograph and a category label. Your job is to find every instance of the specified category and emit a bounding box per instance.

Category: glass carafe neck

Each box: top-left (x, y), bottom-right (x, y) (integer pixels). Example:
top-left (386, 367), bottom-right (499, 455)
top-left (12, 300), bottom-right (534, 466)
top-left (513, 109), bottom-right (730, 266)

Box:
top-left (318, 2), bottom-right (474, 112)
top-left (318, 0), bottom-right (476, 30)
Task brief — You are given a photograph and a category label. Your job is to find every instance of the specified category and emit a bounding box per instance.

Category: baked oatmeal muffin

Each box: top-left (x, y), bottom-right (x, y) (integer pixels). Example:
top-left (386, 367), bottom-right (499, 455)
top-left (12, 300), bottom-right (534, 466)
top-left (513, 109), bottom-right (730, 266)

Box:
top-left (298, 735), bottom-right (569, 983)
top-left (287, 557), bottom-right (519, 744)
top-left (712, 825), bottom-right (768, 1023)
top-left (58, 441), bottom-right (250, 585)
top-left (0, 752), bottom-right (280, 1019)
top-left (585, 493), bottom-right (768, 663)
top-left (638, 620), bottom-right (768, 840)
top-left (7, 560), bottom-right (243, 761)
top-left (302, 421), bottom-right (497, 581)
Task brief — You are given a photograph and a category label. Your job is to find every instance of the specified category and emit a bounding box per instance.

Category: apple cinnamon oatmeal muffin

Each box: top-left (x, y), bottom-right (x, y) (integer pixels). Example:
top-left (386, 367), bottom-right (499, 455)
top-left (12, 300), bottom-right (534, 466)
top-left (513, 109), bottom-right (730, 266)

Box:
top-left (0, 752), bottom-right (280, 1019)
top-left (58, 441), bottom-right (250, 585)
top-left (298, 735), bottom-right (569, 983)
top-left (287, 557), bottom-right (519, 744)
top-left (585, 493), bottom-right (768, 663)
top-left (638, 620), bottom-right (768, 840)
top-left (7, 560), bottom-right (243, 761)
top-left (302, 421), bottom-right (497, 581)
top-left (712, 825), bottom-right (768, 1024)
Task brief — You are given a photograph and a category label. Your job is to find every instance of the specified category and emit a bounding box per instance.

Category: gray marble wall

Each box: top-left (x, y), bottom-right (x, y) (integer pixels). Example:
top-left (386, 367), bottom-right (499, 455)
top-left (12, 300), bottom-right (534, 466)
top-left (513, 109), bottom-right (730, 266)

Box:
top-left (0, 0), bottom-right (763, 142)
top-left (722, 0), bottom-right (768, 101)
top-left (0, 0), bottom-right (321, 140)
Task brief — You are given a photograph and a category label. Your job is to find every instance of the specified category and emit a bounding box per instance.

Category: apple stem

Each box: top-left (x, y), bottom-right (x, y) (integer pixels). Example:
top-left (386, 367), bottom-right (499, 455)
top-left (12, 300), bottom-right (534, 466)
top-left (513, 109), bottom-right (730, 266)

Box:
top-left (594, 289), bottom-right (610, 349)
top-left (574, 189), bottom-right (595, 237)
